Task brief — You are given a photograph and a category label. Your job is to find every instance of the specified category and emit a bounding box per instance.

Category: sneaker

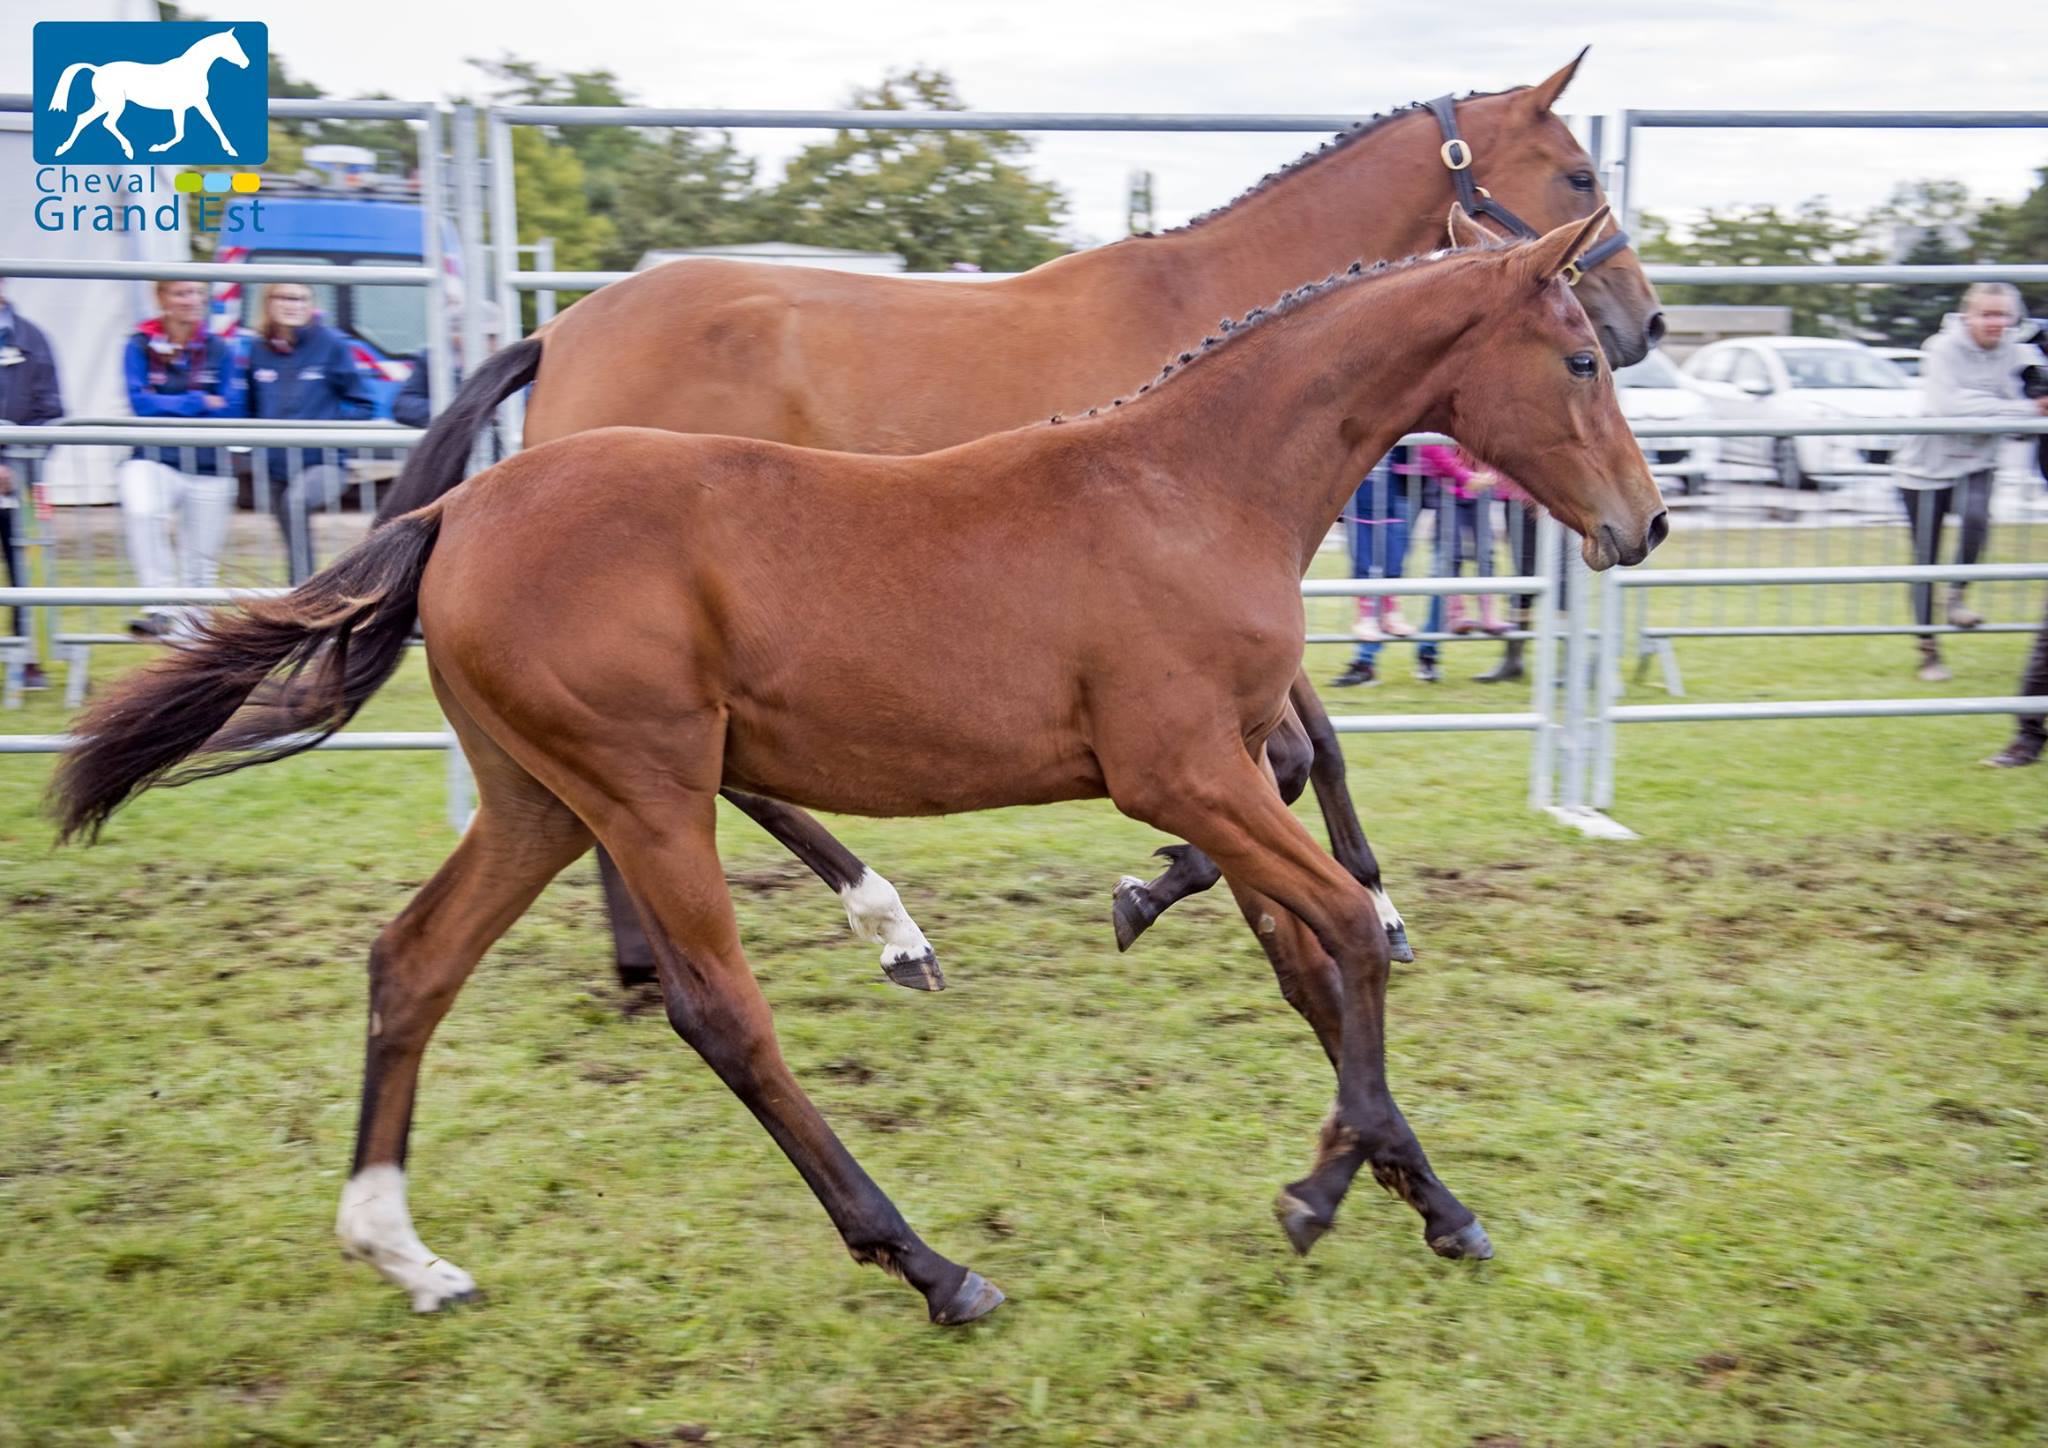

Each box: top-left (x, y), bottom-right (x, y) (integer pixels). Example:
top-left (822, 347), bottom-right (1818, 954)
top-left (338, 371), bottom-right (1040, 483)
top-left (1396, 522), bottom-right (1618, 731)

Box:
top-left (1917, 658), bottom-right (1953, 684)
top-left (1351, 610), bottom-right (1385, 644)
top-left (1414, 656), bottom-right (1442, 684)
top-left (1984, 742), bottom-right (2042, 768)
top-left (1380, 606), bottom-right (1417, 638)
top-left (127, 611), bottom-right (174, 639)
top-left (1330, 659), bottom-right (1378, 688)
top-left (1946, 587), bottom-right (1983, 630)
top-left (20, 662), bottom-right (48, 692)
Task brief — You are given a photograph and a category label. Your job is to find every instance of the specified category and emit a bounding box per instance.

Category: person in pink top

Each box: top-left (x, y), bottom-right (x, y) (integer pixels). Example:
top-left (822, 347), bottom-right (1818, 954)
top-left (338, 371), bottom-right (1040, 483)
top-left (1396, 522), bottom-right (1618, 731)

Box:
top-left (1396, 443), bottom-right (1518, 638)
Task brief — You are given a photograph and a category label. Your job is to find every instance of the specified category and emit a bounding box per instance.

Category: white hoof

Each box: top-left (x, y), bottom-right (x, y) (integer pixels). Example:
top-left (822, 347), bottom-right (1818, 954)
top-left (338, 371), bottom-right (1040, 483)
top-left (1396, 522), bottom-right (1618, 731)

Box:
top-left (336, 1164), bottom-right (479, 1312)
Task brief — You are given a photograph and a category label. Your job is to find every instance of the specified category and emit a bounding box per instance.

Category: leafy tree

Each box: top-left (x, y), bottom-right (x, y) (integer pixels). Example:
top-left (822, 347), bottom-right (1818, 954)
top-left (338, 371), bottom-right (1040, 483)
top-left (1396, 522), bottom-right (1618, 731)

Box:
top-left (766, 68), bottom-right (1069, 272)
top-left (1974, 165), bottom-right (2048, 315)
top-left (603, 130), bottom-right (774, 269)
top-left (1865, 181), bottom-right (1976, 346)
top-left (1637, 199), bottom-right (1883, 336)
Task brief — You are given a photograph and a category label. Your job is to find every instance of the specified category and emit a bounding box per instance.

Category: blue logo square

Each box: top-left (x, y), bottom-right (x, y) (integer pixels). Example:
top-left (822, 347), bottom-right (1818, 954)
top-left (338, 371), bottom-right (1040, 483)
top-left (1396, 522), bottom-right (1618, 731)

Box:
top-left (33, 21), bottom-right (268, 166)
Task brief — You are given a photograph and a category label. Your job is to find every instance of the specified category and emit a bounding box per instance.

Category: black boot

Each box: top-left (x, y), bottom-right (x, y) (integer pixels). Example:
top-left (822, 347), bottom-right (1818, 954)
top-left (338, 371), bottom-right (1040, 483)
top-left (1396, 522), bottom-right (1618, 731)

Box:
top-left (1474, 638), bottom-right (1526, 684)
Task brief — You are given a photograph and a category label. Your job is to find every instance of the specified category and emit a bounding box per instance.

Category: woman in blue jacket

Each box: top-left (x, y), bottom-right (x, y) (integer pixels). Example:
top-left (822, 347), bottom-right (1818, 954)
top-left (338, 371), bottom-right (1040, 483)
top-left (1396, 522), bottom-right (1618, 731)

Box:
top-left (243, 283), bottom-right (375, 582)
top-left (119, 279), bottom-right (243, 637)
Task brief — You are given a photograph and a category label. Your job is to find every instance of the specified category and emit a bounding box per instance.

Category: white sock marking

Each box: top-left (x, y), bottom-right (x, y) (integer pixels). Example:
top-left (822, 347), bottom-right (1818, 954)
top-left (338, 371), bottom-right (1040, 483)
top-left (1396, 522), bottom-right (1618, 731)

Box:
top-left (1371, 886), bottom-right (1405, 934)
top-left (839, 868), bottom-right (932, 967)
top-left (336, 1164), bottom-right (477, 1312)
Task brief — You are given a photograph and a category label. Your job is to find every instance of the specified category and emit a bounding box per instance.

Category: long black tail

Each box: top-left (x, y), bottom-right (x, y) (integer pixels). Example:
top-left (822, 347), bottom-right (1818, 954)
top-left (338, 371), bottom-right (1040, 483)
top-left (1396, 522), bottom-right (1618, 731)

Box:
top-left (374, 335), bottom-right (541, 523)
top-left (50, 508), bottom-right (444, 844)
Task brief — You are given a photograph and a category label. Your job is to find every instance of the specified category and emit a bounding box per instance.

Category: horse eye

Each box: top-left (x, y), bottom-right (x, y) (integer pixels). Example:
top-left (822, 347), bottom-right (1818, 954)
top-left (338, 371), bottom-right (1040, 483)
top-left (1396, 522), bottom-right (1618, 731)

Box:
top-left (1567, 352), bottom-right (1598, 379)
top-left (1569, 172), bottom-right (1596, 192)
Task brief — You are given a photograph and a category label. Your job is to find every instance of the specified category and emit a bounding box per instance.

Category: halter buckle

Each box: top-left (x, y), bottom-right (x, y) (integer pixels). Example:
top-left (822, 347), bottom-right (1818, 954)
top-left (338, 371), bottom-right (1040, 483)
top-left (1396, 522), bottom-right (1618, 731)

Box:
top-left (1561, 260), bottom-right (1585, 288)
top-left (1439, 138), bottom-right (1472, 171)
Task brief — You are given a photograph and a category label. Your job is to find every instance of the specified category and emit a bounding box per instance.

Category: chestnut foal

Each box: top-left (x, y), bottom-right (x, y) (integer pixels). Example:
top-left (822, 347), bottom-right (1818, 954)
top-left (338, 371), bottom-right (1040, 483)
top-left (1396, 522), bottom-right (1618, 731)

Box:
top-left (55, 215), bottom-right (1666, 1324)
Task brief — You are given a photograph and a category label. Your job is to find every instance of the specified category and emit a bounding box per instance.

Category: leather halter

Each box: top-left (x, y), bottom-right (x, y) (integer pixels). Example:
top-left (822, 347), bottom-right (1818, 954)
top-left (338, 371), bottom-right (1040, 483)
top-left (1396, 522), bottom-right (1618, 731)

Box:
top-left (1422, 94), bottom-right (1631, 285)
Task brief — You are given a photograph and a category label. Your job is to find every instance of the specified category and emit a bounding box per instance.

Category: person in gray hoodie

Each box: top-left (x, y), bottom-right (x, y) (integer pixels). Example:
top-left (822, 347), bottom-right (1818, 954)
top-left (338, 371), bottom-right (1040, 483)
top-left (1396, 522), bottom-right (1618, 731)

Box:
top-left (1894, 282), bottom-right (2048, 682)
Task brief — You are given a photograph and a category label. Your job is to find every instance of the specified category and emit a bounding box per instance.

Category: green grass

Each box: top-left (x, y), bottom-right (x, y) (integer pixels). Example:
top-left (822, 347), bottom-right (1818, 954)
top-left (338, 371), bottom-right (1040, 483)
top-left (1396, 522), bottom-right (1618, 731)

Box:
top-left (4, 525), bottom-right (2047, 1446)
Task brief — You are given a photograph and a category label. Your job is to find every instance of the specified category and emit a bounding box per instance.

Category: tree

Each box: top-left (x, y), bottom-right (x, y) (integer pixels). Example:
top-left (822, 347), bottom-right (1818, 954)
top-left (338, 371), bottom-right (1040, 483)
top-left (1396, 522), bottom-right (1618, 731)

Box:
top-left (1974, 165), bottom-right (2048, 315)
top-left (1865, 180), bottom-right (1976, 346)
top-left (603, 130), bottom-right (774, 269)
top-left (766, 69), bottom-right (1069, 272)
top-left (1636, 199), bottom-right (1883, 336)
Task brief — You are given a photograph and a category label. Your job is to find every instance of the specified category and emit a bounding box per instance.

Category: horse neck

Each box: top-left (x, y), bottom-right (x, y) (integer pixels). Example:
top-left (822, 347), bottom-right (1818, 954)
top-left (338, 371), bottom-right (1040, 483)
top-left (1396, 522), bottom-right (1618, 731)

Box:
top-left (1135, 263), bottom-right (1485, 565)
top-left (1154, 109), bottom-right (1453, 317)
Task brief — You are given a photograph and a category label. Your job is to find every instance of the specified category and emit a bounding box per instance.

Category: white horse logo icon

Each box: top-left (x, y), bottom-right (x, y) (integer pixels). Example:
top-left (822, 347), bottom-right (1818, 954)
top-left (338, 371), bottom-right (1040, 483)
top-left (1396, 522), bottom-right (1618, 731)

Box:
top-left (49, 28), bottom-right (253, 161)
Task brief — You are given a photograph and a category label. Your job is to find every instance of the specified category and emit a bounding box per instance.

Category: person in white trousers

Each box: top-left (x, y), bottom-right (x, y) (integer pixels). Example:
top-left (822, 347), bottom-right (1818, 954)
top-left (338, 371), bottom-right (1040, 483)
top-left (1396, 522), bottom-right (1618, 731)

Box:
top-left (117, 279), bottom-right (244, 637)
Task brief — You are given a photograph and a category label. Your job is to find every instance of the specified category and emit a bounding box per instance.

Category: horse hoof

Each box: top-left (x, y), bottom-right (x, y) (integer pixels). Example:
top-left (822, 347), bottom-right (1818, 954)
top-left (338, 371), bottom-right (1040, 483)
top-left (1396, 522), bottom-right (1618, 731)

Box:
top-left (882, 948), bottom-right (945, 992)
top-left (1386, 921), bottom-right (1415, 964)
top-left (1112, 877), bottom-right (1159, 953)
top-left (414, 1283), bottom-right (485, 1313)
top-left (1273, 1188), bottom-right (1333, 1257)
top-left (930, 1270), bottom-right (1006, 1326)
top-left (1428, 1219), bottom-right (1494, 1261)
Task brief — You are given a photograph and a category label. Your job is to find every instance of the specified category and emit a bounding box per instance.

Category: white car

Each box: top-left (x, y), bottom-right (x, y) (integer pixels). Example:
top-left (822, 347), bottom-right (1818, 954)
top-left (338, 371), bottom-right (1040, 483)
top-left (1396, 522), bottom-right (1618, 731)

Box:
top-left (1873, 346), bottom-right (1924, 379)
top-left (1683, 337), bottom-right (1922, 489)
top-left (1614, 348), bottom-right (1715, 494)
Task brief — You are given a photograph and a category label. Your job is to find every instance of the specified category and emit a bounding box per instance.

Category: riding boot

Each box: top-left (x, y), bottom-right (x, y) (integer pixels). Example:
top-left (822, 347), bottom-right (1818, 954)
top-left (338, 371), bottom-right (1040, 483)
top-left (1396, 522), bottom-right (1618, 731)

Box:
top-left (1475, 637), bottom-right (1526, 683)
top-left (1917, 637), bottom-right (1952, 684)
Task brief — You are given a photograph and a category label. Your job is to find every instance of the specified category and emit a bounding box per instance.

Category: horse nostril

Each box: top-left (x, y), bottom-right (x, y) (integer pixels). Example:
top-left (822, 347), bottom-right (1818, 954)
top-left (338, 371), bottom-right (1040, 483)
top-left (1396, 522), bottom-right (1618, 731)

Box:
top-left (1646, 509), bottom-right (1670, 553)
top-left (1644, 311), bottom-right (1667, 347)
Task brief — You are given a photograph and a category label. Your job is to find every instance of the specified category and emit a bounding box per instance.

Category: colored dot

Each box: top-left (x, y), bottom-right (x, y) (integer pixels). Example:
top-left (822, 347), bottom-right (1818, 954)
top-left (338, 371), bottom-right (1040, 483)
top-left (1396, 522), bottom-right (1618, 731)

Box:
top-left (201, 172), bottom-right (231, 194)
top-left (173, 172), bottom-right (201, 193)
top-left (231, 173), bottom-right (261, 193)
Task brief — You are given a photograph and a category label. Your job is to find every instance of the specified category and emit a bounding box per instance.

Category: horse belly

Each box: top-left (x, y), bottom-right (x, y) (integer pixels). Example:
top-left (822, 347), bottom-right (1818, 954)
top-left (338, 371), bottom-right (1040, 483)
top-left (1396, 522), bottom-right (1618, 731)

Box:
top-left (721, 693), bottom-right (1102, 817)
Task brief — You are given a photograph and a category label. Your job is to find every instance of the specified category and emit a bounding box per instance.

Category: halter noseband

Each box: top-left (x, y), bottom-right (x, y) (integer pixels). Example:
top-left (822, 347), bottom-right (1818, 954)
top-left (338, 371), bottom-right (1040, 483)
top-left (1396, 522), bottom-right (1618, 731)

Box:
top-left (1423, 94), bottom-right (1632, 285)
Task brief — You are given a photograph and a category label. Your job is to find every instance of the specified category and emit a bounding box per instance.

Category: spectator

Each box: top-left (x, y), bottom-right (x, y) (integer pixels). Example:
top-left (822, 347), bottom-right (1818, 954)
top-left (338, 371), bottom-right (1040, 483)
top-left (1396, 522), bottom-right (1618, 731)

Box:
top-left (243, 283), bottom-right (375, 583)
top-left (1408, 443), bottom-right (1516, 640)
top-left (1330, 447), bottom-right (1425, 688)
top-left (119, 279), bottom-right (243, 638)
top-left (1984, 589), bottom-right (2048, 768)
top-left (1894, 282), bottom-right (2048, 683)
top-left (392, 301), bottom-right (502, 428)
top-left (0, 276), bottom-right (64, 691)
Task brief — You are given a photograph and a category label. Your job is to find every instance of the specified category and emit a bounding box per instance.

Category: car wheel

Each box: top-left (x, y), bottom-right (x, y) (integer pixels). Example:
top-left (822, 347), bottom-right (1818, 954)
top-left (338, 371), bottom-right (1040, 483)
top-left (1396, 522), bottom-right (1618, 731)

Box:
top-left (1773, 436), bottom-right (1807, 490)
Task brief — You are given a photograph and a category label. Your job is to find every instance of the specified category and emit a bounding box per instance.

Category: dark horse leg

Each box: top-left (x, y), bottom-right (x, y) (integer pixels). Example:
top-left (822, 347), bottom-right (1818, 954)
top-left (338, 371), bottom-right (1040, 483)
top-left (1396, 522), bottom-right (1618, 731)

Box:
top-left (1112, 667), bottom-right (1413, 962)
top-left (597, 776), bottom-right (1001, 1326)
top-left (596, 790), bottom-right (941, 992)
top-left (1115, 739), bottom-right (1485, 1263)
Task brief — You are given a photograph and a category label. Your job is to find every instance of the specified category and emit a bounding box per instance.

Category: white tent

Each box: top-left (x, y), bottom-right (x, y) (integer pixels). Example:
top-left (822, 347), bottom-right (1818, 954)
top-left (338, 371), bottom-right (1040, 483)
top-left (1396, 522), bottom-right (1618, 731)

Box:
top-left (0, 0), bottom-right (190, 502)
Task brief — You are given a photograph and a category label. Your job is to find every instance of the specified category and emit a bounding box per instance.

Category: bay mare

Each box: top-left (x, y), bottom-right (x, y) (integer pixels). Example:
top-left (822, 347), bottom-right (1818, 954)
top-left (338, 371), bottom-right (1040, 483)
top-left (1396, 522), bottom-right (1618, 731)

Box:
top-left (378, 54), bottom-right (1665, 990)
top-left (55, 217), bottom-right (1668, 1323)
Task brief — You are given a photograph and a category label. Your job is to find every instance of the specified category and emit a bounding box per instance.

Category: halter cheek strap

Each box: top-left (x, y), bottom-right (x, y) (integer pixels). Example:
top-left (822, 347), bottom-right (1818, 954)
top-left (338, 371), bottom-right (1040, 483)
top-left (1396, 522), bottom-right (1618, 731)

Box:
top-left (1423, 94), bottom-right (1632, 285)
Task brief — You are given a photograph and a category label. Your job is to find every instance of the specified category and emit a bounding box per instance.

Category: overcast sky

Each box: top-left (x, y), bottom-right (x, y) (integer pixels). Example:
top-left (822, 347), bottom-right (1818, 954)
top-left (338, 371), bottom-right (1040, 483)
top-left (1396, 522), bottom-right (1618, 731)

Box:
top-left (15, 0), bottom-right (2048, 247)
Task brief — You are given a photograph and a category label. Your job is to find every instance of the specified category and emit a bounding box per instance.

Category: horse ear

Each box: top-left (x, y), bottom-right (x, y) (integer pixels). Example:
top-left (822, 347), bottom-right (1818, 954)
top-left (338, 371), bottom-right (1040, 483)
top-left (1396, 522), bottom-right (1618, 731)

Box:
top-left (1525, 47), bottom-right (1590, 113)
top-left (1516, 205), bottom-right (1611, 287)
top-left (1445, 203), bottom-right (1501, 250)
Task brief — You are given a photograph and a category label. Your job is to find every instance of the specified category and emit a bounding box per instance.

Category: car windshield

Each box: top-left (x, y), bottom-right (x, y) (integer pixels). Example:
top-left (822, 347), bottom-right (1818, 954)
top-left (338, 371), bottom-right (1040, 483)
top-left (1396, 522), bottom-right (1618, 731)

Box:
top-left (1778, 348), bottom-right (1907, 390)
top-left (1615, 351), bottom-right (1683, 388)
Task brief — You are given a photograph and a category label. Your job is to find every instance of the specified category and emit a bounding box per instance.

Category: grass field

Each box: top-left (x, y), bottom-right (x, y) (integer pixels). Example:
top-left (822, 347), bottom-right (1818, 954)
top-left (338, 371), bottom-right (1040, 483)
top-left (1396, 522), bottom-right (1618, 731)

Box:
top-left (4, 516), bottom-right (2047, 1446)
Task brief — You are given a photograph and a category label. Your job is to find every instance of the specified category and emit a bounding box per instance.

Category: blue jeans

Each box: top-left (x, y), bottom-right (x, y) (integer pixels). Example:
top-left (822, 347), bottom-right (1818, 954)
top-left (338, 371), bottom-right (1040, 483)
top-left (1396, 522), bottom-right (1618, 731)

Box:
top-left (1348, 465), bottom-right (1436, 665)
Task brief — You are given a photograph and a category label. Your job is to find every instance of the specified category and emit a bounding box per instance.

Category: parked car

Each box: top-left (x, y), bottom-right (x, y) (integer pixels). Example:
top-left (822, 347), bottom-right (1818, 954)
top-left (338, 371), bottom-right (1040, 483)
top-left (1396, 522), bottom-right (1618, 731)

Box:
top-left (1873, 346), bottom-right (1924, 379)
top-left (1683, 337), bottom-right (1921, 489)
top-left (1614, 348), bottom-right (1715, 494)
